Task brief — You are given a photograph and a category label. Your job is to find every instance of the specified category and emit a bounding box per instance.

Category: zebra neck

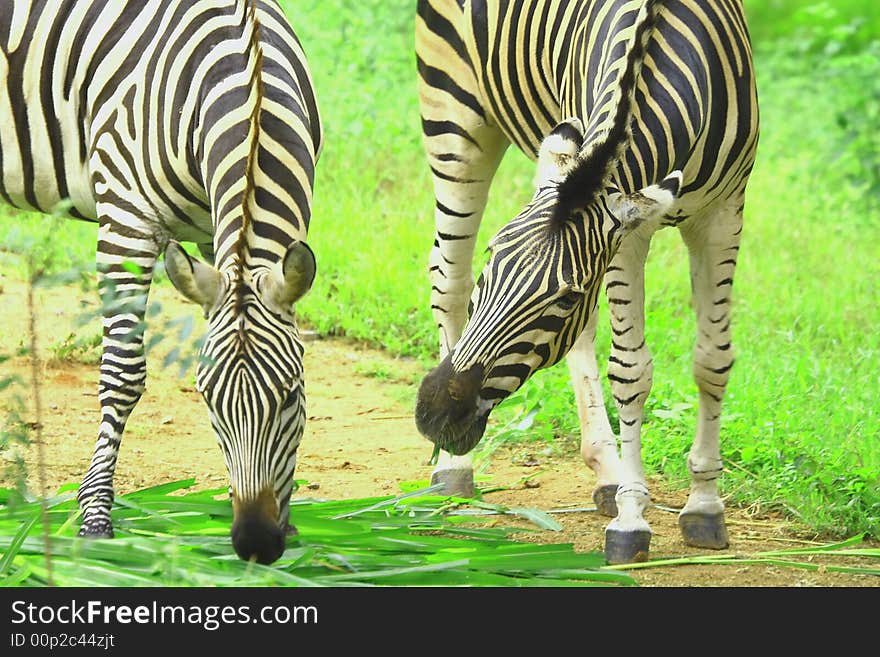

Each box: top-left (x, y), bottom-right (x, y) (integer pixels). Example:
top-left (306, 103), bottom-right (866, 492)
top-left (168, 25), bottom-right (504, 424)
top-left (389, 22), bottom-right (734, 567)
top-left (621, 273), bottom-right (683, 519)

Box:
top-left (193, 2), bottom-right (309, 277)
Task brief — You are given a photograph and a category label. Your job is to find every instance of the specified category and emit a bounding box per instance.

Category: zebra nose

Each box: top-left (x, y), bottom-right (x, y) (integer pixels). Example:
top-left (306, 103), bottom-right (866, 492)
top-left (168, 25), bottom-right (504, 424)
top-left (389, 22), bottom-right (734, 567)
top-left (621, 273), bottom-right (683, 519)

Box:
top-left (415, 355), bottom-right (486, 450)
top-left (231, 489), bottom-right (285, 564)
top-left (231, 515), bottom-right (285, 564)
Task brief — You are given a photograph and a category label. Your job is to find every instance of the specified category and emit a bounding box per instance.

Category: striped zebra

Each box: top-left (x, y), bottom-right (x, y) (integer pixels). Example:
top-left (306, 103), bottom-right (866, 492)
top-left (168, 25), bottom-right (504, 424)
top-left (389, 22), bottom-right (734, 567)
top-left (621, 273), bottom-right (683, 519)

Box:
top-left (414, 0), bottom-right (759, 563)
top-left (1, 0), bottom-right (322, 564)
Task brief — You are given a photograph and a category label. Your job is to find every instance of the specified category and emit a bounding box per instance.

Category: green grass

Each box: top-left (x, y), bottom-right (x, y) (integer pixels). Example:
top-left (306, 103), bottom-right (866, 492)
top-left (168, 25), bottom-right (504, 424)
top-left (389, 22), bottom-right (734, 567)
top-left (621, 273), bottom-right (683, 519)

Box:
top-left (0, 480), bottom-right (634, 587)
top-left (3, 482), bottom-right (877, 587)
top-left (0, 0), bottom-right (878, 551)
top-left (743, 0), bottom-right (880, 55)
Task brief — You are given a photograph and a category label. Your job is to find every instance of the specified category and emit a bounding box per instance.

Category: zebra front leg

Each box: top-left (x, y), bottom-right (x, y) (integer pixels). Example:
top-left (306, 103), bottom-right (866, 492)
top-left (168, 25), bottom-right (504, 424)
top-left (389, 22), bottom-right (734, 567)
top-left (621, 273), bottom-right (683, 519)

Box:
top-left (676, 207), bottom-right (743, 549)
top-left (427, 161), bottom-right (499, 496)
top-left (603, 230), bottom-right (654, 563)
top-left (78, 229), bottom-right (158, 538)
top-left (566, 309), bottom-right (621, 517)
top-left (426, 193), bottom-right (480, 496)
top-left (422, 136), bottom-right (508, 497)
top-left (415, 4), bottom-right (510, 495)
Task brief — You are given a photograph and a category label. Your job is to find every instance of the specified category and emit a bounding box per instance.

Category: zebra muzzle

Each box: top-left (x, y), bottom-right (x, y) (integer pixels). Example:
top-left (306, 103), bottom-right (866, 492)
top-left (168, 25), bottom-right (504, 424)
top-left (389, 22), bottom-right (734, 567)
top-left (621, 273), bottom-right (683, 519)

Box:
top-left (231, 487), bottom-right (286, 564)
top-left (415, 356), bottom-right (488, 455)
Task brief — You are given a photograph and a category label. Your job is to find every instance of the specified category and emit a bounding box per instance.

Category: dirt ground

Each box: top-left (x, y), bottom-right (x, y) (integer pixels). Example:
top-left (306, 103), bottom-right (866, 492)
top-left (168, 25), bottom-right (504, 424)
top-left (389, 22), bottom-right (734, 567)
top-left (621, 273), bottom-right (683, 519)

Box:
top-left (0, 270), bottom-right (876, 587)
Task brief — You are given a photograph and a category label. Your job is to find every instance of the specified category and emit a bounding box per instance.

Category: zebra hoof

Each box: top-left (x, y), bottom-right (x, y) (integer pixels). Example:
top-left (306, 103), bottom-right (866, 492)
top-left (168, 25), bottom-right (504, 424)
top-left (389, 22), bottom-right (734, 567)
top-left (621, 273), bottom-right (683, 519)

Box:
top-left (592, 485), bottom-right (619, 517)
top-left (78, 521), bottom-right (114, 539)
top-left (430, 468), bottom-right (475, 498)
top-left (286, 522), bottom-right (298, 536)
top-left (678, 511), bottom-right (729, 549)
top-left (604, 528), bottom-right (651, 564)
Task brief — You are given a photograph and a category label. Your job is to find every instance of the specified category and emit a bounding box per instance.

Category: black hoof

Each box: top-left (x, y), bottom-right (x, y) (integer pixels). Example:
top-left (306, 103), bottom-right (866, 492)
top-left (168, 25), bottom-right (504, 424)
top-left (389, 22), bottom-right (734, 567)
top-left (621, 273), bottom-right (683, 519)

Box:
top-left (679, 511), bottom-right (729, 549)
top-left (430, 468), bottom-right (475, 498)
top-left (593, 485), bottom-right (619, 517)
top-left (78, 522), bottom-right (114, 539)
top-left (604, 528), bottom-right (651, 564)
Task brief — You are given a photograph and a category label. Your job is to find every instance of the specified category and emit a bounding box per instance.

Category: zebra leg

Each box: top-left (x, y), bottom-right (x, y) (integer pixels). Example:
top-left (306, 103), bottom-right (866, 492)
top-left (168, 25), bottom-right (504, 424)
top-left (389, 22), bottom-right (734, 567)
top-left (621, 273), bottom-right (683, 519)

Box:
top-left (418, 131), bottom-right (509, 488)
top-left (602, 228), bottom-right (655, 563)
top-left (78, 223), bottom-right (158, 538)
top-left (566, 309), bottom-right (621, 517)
top-left (676, 206), bottom-right (742, 549)
top-left (416, 1), bottom-right (510, 496)
top-left (420, 121), bottom-right (509, 354)
top-left (426, 130), bottom-right (508, 495)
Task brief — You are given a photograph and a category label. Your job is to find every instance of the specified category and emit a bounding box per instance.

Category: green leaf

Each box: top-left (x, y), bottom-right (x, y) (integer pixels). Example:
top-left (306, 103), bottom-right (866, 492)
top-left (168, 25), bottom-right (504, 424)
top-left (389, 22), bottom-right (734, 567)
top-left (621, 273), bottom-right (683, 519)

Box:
top-left (508, 507), bottom-right (563, 531)
top-left (0, 510), bottom-right (39, 576)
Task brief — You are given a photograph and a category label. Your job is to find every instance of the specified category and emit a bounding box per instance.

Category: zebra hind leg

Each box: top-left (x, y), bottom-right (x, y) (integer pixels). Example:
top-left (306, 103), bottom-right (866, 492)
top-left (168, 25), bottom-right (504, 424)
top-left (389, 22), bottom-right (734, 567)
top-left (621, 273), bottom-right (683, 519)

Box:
top-left (77, 237), bottom-right (157, 538)
top-left (566, 310), bottom-right (621, 517)
top-left (676, 206), bottom-right (743, 550)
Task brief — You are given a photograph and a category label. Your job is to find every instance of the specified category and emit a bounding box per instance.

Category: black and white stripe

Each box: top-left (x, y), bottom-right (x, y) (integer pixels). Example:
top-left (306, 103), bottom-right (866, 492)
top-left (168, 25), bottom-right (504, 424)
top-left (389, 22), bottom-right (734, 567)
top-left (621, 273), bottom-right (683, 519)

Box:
top-left (415, 0), bottom-right (759, 562)
top-left (1, 0), bottom-right (321, 564)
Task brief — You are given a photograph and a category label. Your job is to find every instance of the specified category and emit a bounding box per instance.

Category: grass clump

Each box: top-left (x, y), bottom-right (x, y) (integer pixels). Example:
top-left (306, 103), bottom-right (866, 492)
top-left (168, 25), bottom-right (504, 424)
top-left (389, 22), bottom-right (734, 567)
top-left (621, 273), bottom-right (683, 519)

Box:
top-left (0, 480), bottom-right (634, 587)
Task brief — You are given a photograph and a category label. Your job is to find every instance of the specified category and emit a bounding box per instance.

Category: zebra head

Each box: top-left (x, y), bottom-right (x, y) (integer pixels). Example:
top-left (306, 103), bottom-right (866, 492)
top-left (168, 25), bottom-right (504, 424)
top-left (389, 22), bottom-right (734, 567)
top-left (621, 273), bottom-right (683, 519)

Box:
top-left (165, 239), bottom-right (315, 564)
top-left (416, 119), bottom-right (682, 456)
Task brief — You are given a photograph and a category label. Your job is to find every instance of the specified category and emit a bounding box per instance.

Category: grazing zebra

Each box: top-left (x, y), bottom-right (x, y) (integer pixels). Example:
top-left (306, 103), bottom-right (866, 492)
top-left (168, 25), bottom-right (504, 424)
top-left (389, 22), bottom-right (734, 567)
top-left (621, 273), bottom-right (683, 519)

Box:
top-left (414, 0), bottom-right (759, 563)
top-left (1, 0), bottom-right (322, 564)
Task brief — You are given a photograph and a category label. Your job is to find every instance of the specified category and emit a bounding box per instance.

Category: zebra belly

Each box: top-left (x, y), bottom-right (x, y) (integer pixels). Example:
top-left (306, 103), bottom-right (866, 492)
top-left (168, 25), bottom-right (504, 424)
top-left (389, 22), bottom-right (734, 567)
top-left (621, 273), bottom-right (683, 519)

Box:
top-left (0, 150), bottom-right (97, 220)
top-left (0, 38), bottom-right (97, 218)
top-left (160, 207), bottom-right (215, 244)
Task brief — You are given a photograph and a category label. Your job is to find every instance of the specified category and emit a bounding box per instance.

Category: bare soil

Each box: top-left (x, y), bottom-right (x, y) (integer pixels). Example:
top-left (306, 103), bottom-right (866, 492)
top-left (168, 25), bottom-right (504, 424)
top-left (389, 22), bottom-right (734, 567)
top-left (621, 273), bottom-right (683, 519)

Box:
top-left (0, 270), bottom-right (876, 587)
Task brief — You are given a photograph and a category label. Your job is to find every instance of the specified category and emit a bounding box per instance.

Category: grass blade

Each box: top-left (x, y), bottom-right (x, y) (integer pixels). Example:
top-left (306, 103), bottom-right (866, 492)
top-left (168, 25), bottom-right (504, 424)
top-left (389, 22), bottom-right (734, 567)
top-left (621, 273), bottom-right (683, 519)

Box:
top-left (0, 510), bottom-right (39, 576)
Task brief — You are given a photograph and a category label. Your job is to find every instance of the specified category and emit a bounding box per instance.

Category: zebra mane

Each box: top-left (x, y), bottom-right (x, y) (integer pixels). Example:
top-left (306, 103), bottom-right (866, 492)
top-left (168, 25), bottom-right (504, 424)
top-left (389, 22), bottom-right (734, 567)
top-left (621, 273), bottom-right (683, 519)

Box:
top-left (550, 0), bottom-right (663, 228)
top-left (233, 0), bottom-right (265, 305)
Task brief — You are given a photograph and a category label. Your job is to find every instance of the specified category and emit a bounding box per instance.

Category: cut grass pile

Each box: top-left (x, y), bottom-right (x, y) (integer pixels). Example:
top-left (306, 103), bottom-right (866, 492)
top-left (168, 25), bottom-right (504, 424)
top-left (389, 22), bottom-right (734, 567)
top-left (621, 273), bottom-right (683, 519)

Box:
top-left (3, 480), bottom-right (878, 587)
top-left (0, 480), bottom-right (634, 587)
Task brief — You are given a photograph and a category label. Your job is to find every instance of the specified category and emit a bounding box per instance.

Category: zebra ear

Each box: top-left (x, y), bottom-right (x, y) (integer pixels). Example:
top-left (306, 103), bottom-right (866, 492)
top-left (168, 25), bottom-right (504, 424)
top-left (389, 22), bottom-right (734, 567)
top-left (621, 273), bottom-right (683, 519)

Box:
top-left (607, 170), bottom-right (683, 232)
top-left (534, 118), bottom-right (585, 187)
top-left (164, 241), bottom-right (222, 315)
top-left (267, 240), bottom-right (316, 310)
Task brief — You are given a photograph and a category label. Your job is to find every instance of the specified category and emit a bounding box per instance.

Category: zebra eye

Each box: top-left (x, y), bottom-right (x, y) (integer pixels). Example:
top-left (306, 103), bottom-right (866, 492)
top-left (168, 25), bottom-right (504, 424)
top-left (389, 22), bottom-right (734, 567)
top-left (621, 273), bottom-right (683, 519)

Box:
top-left (556, 289), bottom-right (583, 311)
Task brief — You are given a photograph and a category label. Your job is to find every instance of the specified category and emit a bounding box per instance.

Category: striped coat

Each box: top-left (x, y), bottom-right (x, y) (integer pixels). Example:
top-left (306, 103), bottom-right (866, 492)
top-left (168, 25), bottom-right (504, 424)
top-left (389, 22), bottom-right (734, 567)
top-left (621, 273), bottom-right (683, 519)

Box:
top-left (414, 0), bottom-right (759, 563)
top-left (1, 0), bottom-right (322, 564)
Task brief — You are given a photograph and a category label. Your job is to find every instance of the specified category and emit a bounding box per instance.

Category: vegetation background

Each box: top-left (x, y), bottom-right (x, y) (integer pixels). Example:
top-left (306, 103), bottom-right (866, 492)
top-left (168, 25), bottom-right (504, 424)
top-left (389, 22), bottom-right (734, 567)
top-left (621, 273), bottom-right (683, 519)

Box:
top-left (1, 0), bottom-right (878, 544)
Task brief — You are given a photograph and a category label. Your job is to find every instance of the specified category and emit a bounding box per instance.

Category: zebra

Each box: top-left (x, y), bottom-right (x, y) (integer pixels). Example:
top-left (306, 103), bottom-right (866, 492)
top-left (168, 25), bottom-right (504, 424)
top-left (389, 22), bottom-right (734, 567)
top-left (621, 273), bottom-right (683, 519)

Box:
top-left (414, 0), bottom-right (759, 563)
top-left (1, 0), bottom-right (322, 564)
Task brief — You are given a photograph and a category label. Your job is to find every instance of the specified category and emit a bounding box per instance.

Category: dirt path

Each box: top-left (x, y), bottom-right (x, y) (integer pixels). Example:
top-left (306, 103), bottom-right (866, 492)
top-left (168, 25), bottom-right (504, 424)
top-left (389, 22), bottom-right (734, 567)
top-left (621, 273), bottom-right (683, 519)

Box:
top-left (0, 270), bottom-right (876, 587)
